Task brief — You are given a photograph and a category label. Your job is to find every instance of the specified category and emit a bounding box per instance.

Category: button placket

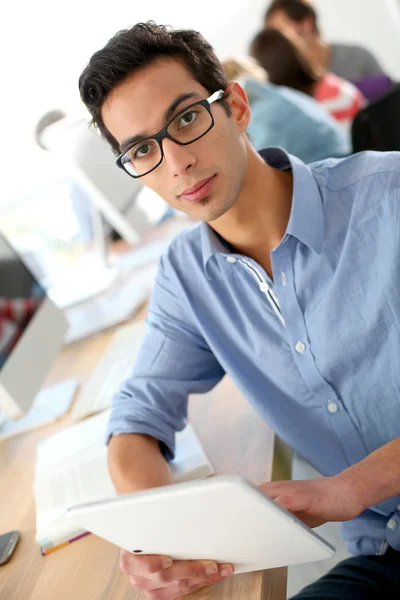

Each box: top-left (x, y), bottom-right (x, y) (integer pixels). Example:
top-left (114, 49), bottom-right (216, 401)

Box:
top-left (295, 341), bottom-right (306, 354)
top-left (327, 400), bottom-right (338, 413)
top-left (387, 519), bottom-right (397, 530)
top-left (238, 258), bottom-right (285, 326)
top-left (274, 246), bottom-right (369, 468)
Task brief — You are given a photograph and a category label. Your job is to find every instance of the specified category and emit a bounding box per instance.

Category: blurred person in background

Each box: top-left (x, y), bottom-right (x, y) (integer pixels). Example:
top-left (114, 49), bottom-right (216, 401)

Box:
top-left (264, 0), bottom-right (386, 82)
top-left (250, 27), bottom-right (365, 132)
top-left (223, 55), bottom-right (350, 161)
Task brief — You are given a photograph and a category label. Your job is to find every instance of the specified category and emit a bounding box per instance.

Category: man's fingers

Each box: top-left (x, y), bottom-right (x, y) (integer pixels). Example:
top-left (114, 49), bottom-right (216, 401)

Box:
top-left (129, 561), bottom-right (234, 594)
top-left (259, 481), bottom-right (295, 498)
top-left (121, 547), bottom-right (235, 597)
top-left (121, 550), bottom-right (223, 582)
top-left (128, 557), bottom-right (230, 586)
top-left (176, 563), bottom-right (234, 587)
top-left (129, 570), bottom-right (211, 593)
top-left (120, 550), bottom-right (173, 576)
top-left (145, 576), bottom-right (229, 600)
top-left (145, 580), bottom-right (210, 599)
top-left (151, 559), bottom-right (221, 584)
top-left (274, 493), bottom-right (310, 512)
top-left (260, 481), bottom-right (315, 511)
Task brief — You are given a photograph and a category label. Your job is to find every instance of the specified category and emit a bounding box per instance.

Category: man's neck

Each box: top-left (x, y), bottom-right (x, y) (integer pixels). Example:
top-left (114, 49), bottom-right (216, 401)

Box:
top-left (209, 146), bottom-right (293, 279)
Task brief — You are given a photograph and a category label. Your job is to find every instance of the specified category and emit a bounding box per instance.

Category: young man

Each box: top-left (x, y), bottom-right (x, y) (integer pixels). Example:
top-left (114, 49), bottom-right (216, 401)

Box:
top-left (79, 22), bottom-right (400, 600)
top-left (265, 0), bottom-right (385, 82)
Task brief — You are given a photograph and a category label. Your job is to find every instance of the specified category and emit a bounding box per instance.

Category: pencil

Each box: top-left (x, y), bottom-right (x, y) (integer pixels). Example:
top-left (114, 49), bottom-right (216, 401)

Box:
top-left (41, 531), bottom-right (91, 556)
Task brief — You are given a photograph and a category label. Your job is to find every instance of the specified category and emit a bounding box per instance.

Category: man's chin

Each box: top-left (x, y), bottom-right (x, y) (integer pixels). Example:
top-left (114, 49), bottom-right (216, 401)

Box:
top-left (202, 203), bottom-right (230, 224)
top-left (178, 193), bottom-right (231, 223)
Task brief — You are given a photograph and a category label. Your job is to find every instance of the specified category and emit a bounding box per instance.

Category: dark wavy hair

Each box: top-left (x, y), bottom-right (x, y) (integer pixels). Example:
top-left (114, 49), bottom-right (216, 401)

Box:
top-left (265, 0), bottom-right (319, 32)
top-left (250, 28), bottom-right (320, 95)
top-left (79, 21), bottom-right (230, 155)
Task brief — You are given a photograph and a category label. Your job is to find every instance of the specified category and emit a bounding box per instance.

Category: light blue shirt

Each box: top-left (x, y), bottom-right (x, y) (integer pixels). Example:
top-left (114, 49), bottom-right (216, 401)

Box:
top-left (244, 78), bottom-right (351, 163)
top-left (108, 148), bottom-right (400, 557)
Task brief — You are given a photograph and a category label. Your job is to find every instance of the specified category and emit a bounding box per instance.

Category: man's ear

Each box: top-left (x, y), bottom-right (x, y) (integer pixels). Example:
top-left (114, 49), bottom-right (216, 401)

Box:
top-left (224, 81), bottom-right (251, 133)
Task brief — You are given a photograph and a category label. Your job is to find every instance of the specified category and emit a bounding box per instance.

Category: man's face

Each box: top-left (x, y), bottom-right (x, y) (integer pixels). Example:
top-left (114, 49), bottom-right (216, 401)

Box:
top-left (101, 58), bottom-right (249, 223)
top-left (267, 10), bottom-right (314, 42)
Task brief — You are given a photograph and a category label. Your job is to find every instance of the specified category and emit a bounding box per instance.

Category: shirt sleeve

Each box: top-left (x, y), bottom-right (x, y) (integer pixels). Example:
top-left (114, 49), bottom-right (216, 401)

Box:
top-left (105, 250), bottom-right (225, 461)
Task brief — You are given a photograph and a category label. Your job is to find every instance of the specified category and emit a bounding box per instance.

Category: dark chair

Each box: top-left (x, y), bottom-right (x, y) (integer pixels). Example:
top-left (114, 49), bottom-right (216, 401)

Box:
top-left (351, 83), bottom-right (400, 153)
top-left (0, 257), bottom-right (36, 298)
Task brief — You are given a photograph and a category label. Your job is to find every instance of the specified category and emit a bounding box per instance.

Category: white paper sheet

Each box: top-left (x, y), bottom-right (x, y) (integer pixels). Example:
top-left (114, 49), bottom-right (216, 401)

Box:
top-left (0, 379), bottom-right (79, 440)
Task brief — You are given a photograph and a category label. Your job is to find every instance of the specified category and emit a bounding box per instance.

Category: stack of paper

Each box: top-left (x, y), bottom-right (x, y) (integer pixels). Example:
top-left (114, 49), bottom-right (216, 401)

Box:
top-left (0, 379), bottom-right (79, 440)
top-left (34, 410), bottom-right (213, 555)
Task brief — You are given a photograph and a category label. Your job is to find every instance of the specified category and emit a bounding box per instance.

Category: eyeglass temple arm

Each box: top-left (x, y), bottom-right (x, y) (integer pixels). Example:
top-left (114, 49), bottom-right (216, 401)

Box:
top-left (207, 89), bottom-right (225, 105)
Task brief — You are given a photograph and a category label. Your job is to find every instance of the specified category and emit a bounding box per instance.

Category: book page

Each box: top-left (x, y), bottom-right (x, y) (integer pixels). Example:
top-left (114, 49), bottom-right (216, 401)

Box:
top-left (35, 450), bottom-right (116, 541)
top-left (34, 415), bottom-right (214, 548)
top-left (36, 410), bottom-right (111, 474)
top-left (170, 423), bottom-right (214, 481)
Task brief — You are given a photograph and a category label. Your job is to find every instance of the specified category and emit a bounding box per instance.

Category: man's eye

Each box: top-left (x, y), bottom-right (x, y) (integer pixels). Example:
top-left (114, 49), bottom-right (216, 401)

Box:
top-left (135, 144), bottom-right (150, 157)
top-left (131, 142), bottom-right (155, 160)
top-left (178, 110), bottom-right (198, 127)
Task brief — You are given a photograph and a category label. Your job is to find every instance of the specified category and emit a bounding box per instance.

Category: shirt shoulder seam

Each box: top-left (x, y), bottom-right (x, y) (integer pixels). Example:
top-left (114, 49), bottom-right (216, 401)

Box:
top-left (314, 168), bottom-right (400, 194)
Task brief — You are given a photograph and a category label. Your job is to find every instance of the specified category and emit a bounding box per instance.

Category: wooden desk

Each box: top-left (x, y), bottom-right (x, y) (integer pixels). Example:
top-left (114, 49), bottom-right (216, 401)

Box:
top-left (0, 304), bottom-right (290, 600)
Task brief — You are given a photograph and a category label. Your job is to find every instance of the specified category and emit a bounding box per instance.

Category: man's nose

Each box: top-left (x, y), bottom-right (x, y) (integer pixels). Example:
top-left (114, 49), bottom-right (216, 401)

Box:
top-left (162, 137), bottom-right (197, 176)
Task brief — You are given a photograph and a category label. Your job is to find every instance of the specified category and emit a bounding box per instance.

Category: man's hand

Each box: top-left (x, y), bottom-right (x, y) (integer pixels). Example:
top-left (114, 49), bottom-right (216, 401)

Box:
top-left (259, 473), bottom-right (364, 528)
top-left (119, 549), bottom-right (234, 599)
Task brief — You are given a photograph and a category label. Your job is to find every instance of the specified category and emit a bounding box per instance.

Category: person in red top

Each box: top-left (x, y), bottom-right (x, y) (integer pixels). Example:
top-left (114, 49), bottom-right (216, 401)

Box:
top-left (250, 28), bottom-right (365, 132)
top-left (313, 72), bottom-right (365, 131)
top-left (0, 296), bottom-right (43, 368)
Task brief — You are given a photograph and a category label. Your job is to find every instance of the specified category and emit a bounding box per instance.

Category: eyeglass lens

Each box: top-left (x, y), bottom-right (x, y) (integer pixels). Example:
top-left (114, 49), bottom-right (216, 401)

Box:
top-left (121, 103), bottom-right (213, 177)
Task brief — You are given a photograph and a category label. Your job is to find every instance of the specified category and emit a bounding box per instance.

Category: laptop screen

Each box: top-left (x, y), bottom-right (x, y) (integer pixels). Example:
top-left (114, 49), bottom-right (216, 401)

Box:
top-left (0, 174), bottom-right (98, 290)
top-left (0, 233), bottom-right (46, 369)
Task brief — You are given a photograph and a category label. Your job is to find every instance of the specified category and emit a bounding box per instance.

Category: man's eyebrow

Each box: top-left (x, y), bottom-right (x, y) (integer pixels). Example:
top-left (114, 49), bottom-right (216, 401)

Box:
top-left (119, 92), bottom-right (202, 152)
top-left (164, 92), bottom-right (202, 123)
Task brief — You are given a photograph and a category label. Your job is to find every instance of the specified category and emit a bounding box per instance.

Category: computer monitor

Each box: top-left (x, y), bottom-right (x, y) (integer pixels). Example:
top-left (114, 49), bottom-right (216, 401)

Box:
top-left (0, 172), bottom-right (122, 309)
top-left (40, 115), bottom-right (169, 246)
top-left (0, 232), bottom-right (68, 420)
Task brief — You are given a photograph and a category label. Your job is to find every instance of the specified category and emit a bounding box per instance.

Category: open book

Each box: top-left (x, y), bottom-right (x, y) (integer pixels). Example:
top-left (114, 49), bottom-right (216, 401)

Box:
top-left (34, 410), bottom-right (214, 555)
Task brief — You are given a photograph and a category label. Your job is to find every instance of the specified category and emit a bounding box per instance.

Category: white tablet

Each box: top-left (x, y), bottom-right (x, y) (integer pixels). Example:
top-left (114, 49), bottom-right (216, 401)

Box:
top-left (66, 475), bottom-right (335, 574)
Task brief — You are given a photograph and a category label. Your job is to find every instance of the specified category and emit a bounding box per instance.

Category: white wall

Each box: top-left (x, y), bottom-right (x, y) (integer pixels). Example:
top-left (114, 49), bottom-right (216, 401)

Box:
top-left (314, 0), bottom-right (400, 79)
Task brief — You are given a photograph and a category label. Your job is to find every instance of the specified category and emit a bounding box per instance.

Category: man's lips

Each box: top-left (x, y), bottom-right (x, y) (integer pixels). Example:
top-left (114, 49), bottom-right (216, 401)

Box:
top-left (179, 176), bottom-right (216, 202)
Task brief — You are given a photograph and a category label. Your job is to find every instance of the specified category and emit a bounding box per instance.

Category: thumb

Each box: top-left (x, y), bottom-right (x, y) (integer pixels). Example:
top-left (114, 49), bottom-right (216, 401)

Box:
top-left (274, 494), bottom-right (310, 513)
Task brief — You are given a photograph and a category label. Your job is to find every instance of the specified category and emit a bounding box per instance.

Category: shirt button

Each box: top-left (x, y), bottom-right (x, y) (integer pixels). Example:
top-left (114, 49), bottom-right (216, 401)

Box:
top-left (327, 401), bottom-right (338, 413)
top-left (295, 341), bottom-right (306, 354)
top-left (259, 282), bottom-right (270, 292)
top-left (226, 256), bottom-right (236, 263)
top-left (387, 519), bottom-right (397, 530)
top-left (281, 272), bottom-right (287, 286)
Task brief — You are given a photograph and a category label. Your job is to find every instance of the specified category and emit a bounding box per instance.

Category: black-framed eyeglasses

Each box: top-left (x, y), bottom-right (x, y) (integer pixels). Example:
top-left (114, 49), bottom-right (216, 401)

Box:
top-left (116, 89), bottom-right (225, 179)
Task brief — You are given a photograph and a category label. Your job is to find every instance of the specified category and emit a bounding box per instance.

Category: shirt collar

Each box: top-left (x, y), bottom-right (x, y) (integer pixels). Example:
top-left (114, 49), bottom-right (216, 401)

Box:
top-left (200, 222), bottom-right (229, 270)
top-left (200, 147), bottom-right (324, 272)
